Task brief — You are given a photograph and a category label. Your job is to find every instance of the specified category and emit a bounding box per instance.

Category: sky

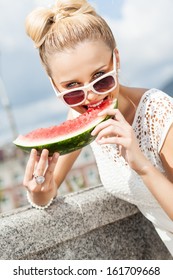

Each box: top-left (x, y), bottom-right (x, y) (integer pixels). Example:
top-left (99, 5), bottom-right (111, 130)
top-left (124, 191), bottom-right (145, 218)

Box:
top-left (0, 0), bottom-right (173, 146)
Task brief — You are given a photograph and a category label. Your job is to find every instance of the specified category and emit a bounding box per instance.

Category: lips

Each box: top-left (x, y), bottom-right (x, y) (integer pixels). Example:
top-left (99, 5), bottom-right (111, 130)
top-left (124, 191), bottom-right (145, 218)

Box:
top-left (84, 96), bottom-right (108, 110)
top-left (87, 99), bottom-right (104, 108)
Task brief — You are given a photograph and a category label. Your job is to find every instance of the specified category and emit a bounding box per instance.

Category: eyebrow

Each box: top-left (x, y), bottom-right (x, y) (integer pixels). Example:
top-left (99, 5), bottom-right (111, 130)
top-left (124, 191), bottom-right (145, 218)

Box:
top-left (60, 64), bottom-right (108, 85)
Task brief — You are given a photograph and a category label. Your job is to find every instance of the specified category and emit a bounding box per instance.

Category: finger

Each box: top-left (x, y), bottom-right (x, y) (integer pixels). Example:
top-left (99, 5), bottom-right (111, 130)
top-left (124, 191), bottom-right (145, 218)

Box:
top-left (95, 125), bottom-right (126, 142)
top-left (23, 149), bottom-right (37, 184)
top-left (42, 152), bottom-right (59, 191)
top-left (98, 108), bottom-right (126, 122)
top-left (92, 118), bottom-right (125, 137)
top-left (96, 135), bottom-right (126, 146)
top-left (92, 119), bottom-right (114, 136)
top-left (34, 149), bottom-right (49, 176)
top-left (95, 125), bottom-right (115, 141)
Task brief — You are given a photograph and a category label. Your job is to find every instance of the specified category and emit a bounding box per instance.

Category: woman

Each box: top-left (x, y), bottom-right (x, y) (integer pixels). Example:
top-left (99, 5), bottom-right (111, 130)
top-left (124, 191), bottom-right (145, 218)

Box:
top-left (24, 0), bottom-right (173, 256)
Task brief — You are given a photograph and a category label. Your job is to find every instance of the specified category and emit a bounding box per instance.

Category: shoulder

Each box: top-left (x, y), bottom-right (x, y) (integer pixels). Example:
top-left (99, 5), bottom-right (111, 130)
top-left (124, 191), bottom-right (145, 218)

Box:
top-left (140, 88), bottom-right (173, 104)
top-left (125, 88), bottom-right (173, 113)
top-left (133, 88), bottom-right (173, 108)
top-left (123, 86), bottom-right (173, 107)
top-left (139, 89), bottom-right (173, 120)
top-left (135, 88), bottom-right (173, 129)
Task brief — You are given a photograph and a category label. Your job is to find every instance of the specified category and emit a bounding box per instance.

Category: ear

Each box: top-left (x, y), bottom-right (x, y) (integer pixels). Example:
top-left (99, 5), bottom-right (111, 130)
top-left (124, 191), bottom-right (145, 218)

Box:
top-left (114, 48), bottom-right (120, 70)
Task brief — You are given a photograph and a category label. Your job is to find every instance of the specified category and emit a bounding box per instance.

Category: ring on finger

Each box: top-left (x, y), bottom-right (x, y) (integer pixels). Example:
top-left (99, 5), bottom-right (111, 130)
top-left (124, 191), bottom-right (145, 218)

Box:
top-left (34, 175), bottom-right (45, 185)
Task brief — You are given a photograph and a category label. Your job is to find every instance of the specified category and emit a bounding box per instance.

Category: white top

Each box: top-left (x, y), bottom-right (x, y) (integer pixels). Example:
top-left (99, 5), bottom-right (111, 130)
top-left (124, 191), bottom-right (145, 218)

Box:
top-left (73, 88), bottom-right (173, 255)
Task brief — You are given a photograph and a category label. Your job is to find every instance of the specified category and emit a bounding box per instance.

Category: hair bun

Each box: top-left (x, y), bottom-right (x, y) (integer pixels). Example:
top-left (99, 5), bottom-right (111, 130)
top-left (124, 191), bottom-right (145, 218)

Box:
top-left (53, 0), bottom-right (96, 21)
top-left (25, 0), bottom-right (96, 48)
top-left (25, 7), bottom-right (55, 48)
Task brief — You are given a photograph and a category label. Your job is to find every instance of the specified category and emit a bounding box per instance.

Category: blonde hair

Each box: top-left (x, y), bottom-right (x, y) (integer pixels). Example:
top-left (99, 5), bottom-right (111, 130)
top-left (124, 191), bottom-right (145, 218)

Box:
top-left (25, 0), bottom-right (116, 76)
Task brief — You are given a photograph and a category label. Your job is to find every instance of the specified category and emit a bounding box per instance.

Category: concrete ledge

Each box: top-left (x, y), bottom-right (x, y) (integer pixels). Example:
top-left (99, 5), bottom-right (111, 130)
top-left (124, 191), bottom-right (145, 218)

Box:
top-left (0, 185), bottom-right (172, 259)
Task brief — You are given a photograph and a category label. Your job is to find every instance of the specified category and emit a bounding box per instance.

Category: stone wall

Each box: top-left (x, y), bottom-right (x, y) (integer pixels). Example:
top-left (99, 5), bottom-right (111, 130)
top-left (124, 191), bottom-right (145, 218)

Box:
top-left (0, 185), bottom-right (172, 260)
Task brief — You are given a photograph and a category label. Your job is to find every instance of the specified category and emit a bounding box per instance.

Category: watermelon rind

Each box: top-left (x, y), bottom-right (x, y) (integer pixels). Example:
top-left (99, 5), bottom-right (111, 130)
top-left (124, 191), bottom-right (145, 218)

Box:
top-left (13, 99), bottom-right (118, 156)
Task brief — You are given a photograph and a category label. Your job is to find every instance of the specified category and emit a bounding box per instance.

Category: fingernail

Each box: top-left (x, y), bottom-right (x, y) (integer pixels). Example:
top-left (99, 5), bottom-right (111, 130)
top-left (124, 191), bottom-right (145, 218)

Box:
top-left (31, 149), bottom-right (37, 156)
top-left (43, 149), bottom-right (49, 154)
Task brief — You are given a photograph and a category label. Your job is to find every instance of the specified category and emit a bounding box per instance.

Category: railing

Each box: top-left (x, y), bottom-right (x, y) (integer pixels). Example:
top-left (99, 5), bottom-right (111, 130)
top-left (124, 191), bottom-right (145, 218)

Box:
top-left (0, 185), bottom-right (172, 260)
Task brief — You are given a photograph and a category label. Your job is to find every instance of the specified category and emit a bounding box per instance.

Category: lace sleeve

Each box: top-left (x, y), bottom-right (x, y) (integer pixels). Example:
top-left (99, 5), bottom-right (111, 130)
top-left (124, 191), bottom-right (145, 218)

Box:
top-left (149, 90), bottom-right (173, 152)
top-left (133, 89), bottom-right (173, 162)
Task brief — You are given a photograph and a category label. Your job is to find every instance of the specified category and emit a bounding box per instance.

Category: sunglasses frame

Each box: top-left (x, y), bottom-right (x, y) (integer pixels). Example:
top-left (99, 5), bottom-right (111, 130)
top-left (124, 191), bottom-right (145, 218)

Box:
top-left (50, 52), bottom-right (117, 107)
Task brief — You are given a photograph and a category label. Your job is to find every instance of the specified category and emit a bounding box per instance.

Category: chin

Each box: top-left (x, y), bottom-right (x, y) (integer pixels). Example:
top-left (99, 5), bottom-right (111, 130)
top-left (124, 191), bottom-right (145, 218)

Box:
top-left (72, 106), bottom-right (86, 114)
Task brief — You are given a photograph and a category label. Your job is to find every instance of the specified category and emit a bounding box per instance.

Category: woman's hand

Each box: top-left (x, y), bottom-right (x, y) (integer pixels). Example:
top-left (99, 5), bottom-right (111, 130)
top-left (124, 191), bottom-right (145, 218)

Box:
top-left (23, 149), bottom-right (59, 206)
top-left (91, 108), bottom-right (151, 174)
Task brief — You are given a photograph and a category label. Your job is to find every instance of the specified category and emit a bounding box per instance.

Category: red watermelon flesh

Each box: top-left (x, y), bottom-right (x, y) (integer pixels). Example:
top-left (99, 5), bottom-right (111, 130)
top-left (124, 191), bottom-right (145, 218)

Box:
top-left (13, 98), bottom-right (118, 155)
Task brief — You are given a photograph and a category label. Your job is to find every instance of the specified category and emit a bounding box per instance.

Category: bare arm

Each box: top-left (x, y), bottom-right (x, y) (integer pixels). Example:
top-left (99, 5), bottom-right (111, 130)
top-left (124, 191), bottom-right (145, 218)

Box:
top-left (54, 150), bottom-right (81, 188)
top-left (139, 163), bottom-right (173, 220)
top-left (139, 124), bottom-right (173, 219)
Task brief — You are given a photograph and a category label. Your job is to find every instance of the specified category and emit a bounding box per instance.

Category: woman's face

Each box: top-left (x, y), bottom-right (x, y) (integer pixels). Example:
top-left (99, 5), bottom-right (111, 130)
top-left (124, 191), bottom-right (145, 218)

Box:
top-left (49, 40), bottom-right (120, 113)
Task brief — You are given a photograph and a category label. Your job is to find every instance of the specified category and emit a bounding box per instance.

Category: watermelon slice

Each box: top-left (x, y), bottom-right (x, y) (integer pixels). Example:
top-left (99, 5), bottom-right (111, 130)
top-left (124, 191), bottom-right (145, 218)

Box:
top-left (13, 98), bottom-right (118, 156)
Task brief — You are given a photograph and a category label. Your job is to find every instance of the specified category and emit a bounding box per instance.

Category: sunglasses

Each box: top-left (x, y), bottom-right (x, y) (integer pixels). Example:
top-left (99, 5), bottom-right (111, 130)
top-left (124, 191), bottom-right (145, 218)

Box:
top-left (50, 52), bottom-right (117, 107)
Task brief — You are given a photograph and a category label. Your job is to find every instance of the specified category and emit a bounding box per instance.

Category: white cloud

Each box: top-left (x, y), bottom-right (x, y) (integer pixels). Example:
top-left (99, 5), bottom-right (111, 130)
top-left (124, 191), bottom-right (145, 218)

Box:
top-left (106, 0), bottom-right (173, 87)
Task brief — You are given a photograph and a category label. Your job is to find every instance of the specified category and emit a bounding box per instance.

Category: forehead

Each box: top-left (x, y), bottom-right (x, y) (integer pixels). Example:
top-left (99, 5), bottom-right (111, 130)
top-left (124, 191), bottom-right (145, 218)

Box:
top-left (50, 40), bottom-right (112, 82)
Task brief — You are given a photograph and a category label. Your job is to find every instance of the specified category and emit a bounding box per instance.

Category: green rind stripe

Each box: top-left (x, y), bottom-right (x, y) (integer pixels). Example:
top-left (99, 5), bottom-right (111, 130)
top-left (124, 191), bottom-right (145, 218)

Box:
top-left (15, 125), bottom-right (96, 156)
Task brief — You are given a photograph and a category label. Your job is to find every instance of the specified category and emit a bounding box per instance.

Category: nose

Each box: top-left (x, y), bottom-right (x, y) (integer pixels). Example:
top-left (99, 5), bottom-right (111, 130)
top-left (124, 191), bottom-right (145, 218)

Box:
top-left (86, 89), bottom-right (95, 100)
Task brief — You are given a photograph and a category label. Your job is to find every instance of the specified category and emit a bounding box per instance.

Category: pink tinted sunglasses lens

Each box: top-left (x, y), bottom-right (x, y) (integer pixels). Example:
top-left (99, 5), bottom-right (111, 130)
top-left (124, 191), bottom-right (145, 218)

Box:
top-left (63, 90), bottom-right (85, 105)
top-left (93, 76), bottom-right (115, 92)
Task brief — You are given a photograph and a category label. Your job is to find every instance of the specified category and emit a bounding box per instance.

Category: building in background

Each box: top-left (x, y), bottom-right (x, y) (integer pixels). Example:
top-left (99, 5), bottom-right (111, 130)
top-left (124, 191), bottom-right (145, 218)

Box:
top-left (0, 143), bottom-right (101, 213)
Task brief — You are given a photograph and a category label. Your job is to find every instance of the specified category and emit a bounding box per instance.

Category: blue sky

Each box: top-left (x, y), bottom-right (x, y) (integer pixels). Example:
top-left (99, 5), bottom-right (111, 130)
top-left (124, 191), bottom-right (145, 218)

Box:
top-left (0, 0), bottom-right (173, 146)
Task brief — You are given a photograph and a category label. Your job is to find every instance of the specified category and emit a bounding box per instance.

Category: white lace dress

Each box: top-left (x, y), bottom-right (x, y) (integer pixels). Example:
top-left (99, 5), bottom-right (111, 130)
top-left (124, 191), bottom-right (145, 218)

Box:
top-left (74, 88), bottom-right (173, 255)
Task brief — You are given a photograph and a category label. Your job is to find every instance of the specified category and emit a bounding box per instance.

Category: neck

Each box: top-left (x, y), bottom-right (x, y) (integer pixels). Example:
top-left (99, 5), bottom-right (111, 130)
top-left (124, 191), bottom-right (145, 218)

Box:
top-left (118, 85), bottom-right (137, 125)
